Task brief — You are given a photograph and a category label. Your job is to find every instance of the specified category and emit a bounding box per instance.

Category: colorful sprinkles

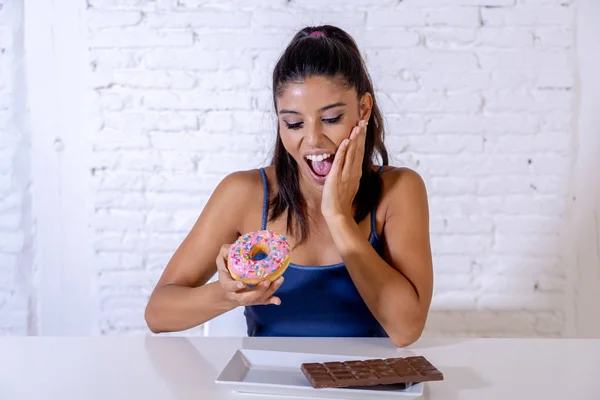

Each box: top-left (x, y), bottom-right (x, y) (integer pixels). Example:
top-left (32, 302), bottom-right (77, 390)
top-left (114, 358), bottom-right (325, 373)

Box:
top-left (228, 230), bottom-right (291, 279)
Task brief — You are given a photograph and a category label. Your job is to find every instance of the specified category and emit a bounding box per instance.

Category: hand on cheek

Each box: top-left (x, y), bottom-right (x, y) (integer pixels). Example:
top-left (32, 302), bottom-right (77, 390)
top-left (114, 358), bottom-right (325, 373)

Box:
top-left (321, 120), bottom-right (368, 221)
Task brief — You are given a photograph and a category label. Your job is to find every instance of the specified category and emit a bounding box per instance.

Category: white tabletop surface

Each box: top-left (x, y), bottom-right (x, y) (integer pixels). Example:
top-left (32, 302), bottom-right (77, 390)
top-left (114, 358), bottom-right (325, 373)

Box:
top-left (1, 336), bottom-right (599, 399)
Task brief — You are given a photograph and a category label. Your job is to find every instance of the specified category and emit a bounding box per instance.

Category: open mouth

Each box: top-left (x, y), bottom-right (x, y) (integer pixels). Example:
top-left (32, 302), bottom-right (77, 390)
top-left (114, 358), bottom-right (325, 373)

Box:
top-left (305, 153), bottom-right (334, 178)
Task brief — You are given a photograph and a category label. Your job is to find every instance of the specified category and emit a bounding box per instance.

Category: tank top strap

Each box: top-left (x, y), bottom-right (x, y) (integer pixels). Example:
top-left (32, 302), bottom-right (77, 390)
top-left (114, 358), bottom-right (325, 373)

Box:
top-left (259, 168), bottom-right (268, 230)
top-left (370, 166), bottom-right (386, 239)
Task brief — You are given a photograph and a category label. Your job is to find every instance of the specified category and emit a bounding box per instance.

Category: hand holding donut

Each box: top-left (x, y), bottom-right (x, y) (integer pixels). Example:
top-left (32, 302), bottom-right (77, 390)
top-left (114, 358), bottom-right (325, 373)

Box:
top-left (322, 119), bottom-right (368, 221)
top-left (216, 244), bottom-right (284, 307)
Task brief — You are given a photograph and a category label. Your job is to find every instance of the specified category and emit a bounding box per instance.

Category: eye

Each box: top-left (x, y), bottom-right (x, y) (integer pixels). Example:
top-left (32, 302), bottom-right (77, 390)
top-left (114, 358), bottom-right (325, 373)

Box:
top-left (285, 121), bottom-right (303, 130)
top-left (323, 114), bottom-right (343, 124)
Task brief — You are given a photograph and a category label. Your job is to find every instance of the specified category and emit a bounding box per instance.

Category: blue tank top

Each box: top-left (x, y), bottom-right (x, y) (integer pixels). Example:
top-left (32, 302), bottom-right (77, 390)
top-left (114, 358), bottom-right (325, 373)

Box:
top-left (243, 167), bottom-right (388, 337)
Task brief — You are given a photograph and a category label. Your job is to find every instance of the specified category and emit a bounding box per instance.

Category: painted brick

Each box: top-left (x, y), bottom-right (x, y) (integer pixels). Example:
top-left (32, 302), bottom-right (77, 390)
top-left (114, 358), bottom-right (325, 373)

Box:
top-left (481, 6), bottom-right (573, 27)
top-left (0, 0), bottom-right (579, 338)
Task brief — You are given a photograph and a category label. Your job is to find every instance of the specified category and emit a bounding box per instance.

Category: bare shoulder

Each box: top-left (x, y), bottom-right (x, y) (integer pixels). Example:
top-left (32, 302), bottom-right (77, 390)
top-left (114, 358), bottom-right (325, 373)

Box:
top-left (378, 166), bottom-right (427, 195)
top-left (217, 168), bottom-right (264, 197)
top-left (377, 166), bottom-right (428, 218)
top-left (203, 168), bottom-right (267, 233)
top-left (210, 168), bottom-right (267, 211)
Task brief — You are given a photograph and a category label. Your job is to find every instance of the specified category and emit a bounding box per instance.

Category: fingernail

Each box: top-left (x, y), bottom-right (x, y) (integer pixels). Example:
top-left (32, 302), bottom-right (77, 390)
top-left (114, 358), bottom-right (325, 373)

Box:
top-left (277, 277), bottom-right (284, 285)
top-left (237, 282), bottom-right (245, 289)
top-left (261, 281), bottom-right (270, 288)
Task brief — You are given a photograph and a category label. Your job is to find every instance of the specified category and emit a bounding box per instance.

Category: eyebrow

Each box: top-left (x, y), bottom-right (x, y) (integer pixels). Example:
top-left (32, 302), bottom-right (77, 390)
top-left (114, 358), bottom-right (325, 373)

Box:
top-left (279, 102), bottom-right (346, 115)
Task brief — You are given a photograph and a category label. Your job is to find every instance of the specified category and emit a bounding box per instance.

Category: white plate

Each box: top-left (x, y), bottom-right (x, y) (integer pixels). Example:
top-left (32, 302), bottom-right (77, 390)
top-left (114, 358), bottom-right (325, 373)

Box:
top-left (215, 349), bottom-right (424, 399)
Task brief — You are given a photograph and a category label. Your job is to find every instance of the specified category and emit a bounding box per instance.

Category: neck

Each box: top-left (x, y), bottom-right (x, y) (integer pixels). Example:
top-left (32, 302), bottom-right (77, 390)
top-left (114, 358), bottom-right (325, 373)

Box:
top-left (298, 171), bottom-right (323, 214)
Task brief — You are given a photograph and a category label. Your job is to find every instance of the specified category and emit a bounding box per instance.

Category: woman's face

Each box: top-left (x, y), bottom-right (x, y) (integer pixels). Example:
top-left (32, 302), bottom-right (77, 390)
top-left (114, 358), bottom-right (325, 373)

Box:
top-left (276, 75), bottom-right (372, 188)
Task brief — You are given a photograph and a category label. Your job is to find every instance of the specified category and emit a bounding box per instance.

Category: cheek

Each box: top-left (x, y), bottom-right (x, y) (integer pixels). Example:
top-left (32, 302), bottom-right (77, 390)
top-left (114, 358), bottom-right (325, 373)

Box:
top-left (279, 130), bottom-right (299, 154)
top-left (327, 121), bottom-right (354, 144)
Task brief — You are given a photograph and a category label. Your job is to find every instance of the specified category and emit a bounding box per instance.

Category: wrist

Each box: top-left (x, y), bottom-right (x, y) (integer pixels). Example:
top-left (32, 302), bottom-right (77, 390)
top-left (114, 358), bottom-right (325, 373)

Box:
top-left (210, 281), bottom-right (239, 312)
top-left (324, 212), bottom-right (355, 228)
top-left (324, 213), bottom-right (365, 258)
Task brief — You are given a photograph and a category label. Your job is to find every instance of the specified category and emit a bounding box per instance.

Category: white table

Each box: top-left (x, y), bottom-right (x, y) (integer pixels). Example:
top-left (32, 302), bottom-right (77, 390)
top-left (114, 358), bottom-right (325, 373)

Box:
top-left (1, 336), bottom-right (599, 399)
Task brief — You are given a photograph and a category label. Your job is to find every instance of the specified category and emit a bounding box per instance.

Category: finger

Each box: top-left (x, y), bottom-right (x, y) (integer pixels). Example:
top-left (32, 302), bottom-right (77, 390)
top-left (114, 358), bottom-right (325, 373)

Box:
top-left (216, 244), bottom-right (232, 277)
top-left (219, 271), bottom-right (246, 292)
top-left (331, 137), bottom-right (350, 178)
top-left (343, 125), bottom-right (361, 177)
top-left (237, 279), bottom-right (272, 305)
top-left (343, 121), bottom-right (366, 178)
top-left (257, 276), bottom-right (284, 304)
top-left (215, 244), bottom-right (231, 273)
top-left (344, 125), bottom-right (359, 170)
top-left (349, 123), bottom-right (361, 140)
top-left (261, 295), bottom-right (281, 306)
top-left (216, 244), bottom-right (247, 292)
top-left (357, 120), bottom-right (367, 156)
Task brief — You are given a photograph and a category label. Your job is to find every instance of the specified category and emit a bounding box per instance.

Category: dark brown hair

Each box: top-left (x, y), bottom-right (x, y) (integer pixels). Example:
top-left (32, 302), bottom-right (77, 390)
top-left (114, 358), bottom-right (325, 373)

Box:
top-left (269, 25), bottom-right (389, 244)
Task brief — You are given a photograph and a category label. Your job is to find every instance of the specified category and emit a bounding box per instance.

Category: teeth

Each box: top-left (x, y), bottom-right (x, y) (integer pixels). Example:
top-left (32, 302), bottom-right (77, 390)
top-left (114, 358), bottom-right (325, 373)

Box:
top-left (305, 153), bottom-right (332, 162)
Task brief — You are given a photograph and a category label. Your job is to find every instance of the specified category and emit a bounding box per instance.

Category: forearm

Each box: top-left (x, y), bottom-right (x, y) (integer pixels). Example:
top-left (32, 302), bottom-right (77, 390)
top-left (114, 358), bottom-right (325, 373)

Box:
top-left (145, 281), bottom-right (236, 333)
top-left (327, 216), bottom-right (425, 346)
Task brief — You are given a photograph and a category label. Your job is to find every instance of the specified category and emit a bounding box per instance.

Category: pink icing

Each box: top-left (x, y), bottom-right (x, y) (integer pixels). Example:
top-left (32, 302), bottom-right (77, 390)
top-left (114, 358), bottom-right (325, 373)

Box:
top-left (228, 230), bottom-right (291, 279)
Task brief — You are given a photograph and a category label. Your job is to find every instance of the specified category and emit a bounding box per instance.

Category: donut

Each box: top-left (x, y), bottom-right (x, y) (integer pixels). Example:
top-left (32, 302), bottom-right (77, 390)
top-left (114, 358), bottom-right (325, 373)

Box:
top-left (227, 230), bottom-right (291, 285)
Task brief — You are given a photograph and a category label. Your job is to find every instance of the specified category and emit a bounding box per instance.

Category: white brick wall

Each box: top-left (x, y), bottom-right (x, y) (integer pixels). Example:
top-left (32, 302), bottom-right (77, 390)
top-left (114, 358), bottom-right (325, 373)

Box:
top-left (84, 0), bottom-right (575, 337)
top-left (0, 0), bottom-right (30, 335)
top-left (2, 0), bottom-right (591, 338)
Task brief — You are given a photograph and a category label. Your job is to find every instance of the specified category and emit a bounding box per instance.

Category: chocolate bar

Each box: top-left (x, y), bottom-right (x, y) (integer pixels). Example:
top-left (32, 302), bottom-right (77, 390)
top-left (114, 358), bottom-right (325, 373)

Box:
top-left (301, 356), bottom-right (443, 389)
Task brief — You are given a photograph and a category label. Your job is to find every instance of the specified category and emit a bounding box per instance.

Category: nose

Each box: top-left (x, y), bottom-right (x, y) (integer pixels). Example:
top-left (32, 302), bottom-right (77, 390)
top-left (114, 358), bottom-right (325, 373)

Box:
top-left (305, 120), bottom-right (323, 146)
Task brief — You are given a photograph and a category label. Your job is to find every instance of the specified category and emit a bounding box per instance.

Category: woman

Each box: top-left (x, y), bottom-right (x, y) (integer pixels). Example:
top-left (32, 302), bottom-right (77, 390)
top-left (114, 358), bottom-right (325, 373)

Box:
top-left (144, 25), bottom-right (433, 347)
